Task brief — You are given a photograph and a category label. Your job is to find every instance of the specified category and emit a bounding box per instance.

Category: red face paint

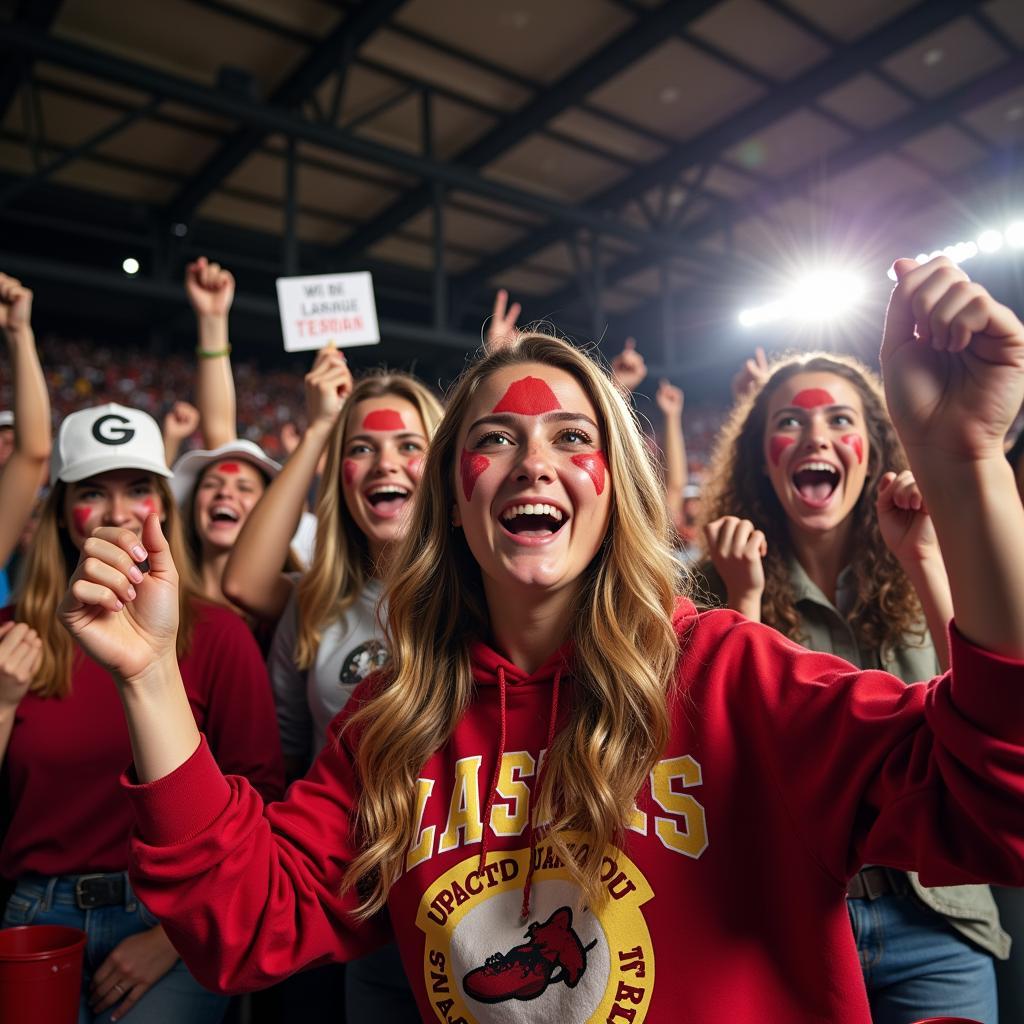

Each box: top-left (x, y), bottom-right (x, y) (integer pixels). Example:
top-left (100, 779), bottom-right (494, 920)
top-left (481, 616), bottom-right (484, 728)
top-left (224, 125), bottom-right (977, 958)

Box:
top-left (135, 497), bottom-right (159, 521)
top-left (460, 450), bottom-right (490, 501)
top-left (343, 459), bottom-right (358, 487)
top-left (362, 408), bottom-right (405, 431)
top-left (570, 452), bottom-right (607, 495)
top-left (407, 455), bottom-right (424, 481)
top-left (492, 376), bottom-right (561, 416)
top-left (72, 506), bottom-right (93, 536)
top-left (791, 388), bottom-right (836, 409)
top-left (215, 462), bottom-right (240, 474)
top-left (841, 434), bottom-right (864, 464)
top-left (769, 435), bottom-right (795, 466)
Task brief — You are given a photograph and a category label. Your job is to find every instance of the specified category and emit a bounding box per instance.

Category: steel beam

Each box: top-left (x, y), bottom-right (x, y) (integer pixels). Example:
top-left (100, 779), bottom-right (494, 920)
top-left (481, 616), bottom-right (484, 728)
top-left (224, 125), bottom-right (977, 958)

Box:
top-left (163, 0), bottom-right (407, 225)
top-left (0, 250), bottom-right (480, 350)
top-left (458, 0), bottom-right (980, 296)
top-left (0, 24), bottom-right (698, 258)
top-left (322, 0), bottom-right (720, 266)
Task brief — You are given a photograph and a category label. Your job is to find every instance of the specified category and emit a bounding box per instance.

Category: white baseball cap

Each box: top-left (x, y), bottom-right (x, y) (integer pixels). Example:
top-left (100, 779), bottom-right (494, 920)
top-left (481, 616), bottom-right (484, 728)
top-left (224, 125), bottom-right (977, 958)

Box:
top-left (0, 410), bottom-right (13, 428)
top-left (170, 439), bottom-right (281, 504)
top-left (52, 403), bottom-right (171, 485)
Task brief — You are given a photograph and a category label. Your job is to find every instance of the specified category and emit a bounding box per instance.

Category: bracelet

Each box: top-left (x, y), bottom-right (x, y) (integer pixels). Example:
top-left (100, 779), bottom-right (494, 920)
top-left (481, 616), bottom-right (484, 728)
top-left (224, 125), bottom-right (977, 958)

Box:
top-left (196, 345), bottom-right (231, 359)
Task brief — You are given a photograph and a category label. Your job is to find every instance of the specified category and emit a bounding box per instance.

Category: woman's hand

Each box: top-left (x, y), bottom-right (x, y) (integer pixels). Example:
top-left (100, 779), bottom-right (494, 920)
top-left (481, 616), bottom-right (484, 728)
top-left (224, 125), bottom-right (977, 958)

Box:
top-left (877, 470), bottom-right (940, 566)
top-left (89, 924), bottom-right (179, 1022)
top-left (0, 273), bottom-right (32, 335)
top-left (704, 515), bottom-right (767, 620)
top-left (304, 344), bottom-right (352, 431)
top-left (58, 515), bottom-right (178, 686)
top-left (484, 288), bottom-right (521, 352)
top-left (0, 621), bottom-right (42, 709)
top-left (882, 257), bottom-right (1024, 465)
top-left (730, 346), bottom-right (769, 401)
top-left (184, 256), bottom-right (235, 319)
top-left (656, 378), bottom-right (684, 418)
top-left (610, 338), bottom-right (647, 393)
top-left (161, 401), bottom-right (200, 445)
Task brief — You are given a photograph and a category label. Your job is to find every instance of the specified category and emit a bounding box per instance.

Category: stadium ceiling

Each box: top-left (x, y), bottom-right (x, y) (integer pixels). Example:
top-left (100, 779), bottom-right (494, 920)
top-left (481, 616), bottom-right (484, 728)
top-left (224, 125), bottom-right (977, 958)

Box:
top-left (0, 0), bottom-right (1021, 376)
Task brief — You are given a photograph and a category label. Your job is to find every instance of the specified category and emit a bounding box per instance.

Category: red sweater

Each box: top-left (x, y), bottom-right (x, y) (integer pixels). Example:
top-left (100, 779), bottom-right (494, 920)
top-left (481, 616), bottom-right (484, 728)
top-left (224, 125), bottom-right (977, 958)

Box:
top-left (123, 601), bottom-right (1024, 1023)
top-left (1, 601), bottom-right (283, 879)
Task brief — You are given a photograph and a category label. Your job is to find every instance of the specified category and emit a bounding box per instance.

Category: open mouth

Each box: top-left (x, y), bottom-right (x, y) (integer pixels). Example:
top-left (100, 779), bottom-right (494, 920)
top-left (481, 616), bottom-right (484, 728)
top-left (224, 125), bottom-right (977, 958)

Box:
top-left (499, 502), bottom-right (567, 539)
top-left (209, 505), bottom-right (240, 525)
top-left (791, 462), bottom-right (840, 506)
top-left (365, 484), bottom-right (411, 517)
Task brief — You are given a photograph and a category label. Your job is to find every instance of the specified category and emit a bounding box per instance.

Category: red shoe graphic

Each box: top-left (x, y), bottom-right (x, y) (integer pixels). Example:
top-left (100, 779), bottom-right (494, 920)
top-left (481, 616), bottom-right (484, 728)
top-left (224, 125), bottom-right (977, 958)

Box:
top-left (463, 906), bottom-right (597, 1004)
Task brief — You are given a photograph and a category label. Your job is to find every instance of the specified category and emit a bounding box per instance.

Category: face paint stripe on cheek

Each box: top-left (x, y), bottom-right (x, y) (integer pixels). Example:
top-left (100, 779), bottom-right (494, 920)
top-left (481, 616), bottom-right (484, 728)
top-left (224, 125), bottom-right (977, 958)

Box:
top-left (343, 459), bottom-right (358, 487)
top-left (460, 450), bottom-right (490, 501)
top-left (769, 435), bottom-right (795, 466)
top-left (791, 388), bottom-right (836, 410)
top-left (72, 506), bottom-right (93, 535)
top-left (491, 376), bottom-right (561, 415)
top-left (570, 452), bottom-right (607, 495)
top-left (841, 434), bottom-right (864, 464)
top-left (362, 409), bottom-right (406, 431)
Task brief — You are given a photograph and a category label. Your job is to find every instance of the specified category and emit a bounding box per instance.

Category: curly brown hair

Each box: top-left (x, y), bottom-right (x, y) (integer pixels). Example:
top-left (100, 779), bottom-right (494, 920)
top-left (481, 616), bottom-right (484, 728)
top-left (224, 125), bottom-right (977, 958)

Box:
top-left (701, 352), bottom-right (925, 658)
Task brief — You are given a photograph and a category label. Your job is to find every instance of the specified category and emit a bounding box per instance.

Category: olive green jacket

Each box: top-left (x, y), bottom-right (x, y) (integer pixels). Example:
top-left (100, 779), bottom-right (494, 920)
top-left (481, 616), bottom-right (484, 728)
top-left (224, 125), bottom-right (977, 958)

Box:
top-left (697, 557), bottom-right (1010, 959)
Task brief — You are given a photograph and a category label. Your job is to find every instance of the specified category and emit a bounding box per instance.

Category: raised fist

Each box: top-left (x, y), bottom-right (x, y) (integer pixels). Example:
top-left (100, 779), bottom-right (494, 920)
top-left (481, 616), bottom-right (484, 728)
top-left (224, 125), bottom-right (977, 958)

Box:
top-left (185, 257), bottom-right (235, 318)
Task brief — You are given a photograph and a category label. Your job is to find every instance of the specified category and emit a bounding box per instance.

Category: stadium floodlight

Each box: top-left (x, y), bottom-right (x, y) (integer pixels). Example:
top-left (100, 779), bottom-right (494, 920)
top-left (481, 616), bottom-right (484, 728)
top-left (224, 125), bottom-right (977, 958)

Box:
top-left (122, 257), bottom-right (140, 276)
top-left (977, 229), bottom-right (1004, 253)
top-left (738, 270), bottom-right (865, 328)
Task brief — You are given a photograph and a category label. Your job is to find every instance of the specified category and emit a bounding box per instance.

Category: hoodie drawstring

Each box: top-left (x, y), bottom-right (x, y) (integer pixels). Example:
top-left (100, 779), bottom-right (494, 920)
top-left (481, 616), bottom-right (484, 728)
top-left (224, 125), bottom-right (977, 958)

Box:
top-left (519, 667), bottom-right (561, 921)
top-left (478, 666), bottom-right (508, 878)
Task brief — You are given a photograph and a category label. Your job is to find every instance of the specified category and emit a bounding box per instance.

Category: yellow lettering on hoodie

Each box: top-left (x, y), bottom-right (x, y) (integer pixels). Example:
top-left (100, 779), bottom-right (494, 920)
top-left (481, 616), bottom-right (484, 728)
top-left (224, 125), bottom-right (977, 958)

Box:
top-left (407, 777), bottom-right (436, 870)
top-left (650, 755), bottom-right (708, 859)
top-left (488, 750), bottom-right (536, 837)
top-left (438, 756), bottom-right (483, 853)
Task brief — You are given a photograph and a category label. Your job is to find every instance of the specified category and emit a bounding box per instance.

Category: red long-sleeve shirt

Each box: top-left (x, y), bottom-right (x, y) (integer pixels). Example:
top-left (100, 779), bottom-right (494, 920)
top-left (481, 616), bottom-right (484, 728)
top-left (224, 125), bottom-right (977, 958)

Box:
top-left (1, 601), bottom-right (283, 879)
top-left (124, 601), bottom-right (1024, 1023)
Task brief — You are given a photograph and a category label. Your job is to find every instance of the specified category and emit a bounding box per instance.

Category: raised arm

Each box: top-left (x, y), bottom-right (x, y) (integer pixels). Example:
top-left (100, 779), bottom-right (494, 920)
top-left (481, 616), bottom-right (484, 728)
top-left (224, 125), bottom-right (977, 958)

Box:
top-left (656, 378), bottom-right (686, 527)
top-left (221, 345), bottom-right (351, 620)
top-left (876, 469), bottom-right (952, 671)
top-left (883, 257), bottom-right (1024, 659)
top-left (186, 257), bottom-right (236, 450)
top-left (0, 273), bottom-right (50, 567)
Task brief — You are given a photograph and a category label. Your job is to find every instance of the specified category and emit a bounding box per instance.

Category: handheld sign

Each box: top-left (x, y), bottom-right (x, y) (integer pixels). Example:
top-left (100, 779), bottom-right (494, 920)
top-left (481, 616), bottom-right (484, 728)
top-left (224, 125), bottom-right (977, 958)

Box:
top-left (275, 271), bottom-right (380, 352)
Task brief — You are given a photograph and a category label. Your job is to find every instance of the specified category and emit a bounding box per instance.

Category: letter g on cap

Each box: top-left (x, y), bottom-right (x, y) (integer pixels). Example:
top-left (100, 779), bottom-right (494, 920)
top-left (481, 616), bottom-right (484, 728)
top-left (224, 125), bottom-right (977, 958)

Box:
top-left (91, 413), bottom-right (135, 445)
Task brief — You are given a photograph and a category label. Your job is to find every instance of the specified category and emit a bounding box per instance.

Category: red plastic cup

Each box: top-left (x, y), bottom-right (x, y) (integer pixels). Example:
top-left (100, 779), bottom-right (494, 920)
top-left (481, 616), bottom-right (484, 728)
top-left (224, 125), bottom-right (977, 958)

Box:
top-left (911, 1018), bottom-right (984, 1023)
top-left (0, 925), bottom-right (86, 1024)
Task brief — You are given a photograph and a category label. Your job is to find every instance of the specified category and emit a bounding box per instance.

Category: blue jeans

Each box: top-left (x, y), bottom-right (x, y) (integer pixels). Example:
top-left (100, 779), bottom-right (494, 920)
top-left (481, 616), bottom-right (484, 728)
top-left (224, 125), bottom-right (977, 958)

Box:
top-left (848, 890), bottom-right (998, 1024)
top-left (2, 873), bottom-right (228, 1024)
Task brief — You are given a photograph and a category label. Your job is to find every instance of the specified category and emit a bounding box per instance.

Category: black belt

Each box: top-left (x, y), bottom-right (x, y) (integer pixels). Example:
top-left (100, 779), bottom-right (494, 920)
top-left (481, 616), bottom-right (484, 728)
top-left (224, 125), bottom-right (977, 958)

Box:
top-left (73, 873), bottom-right (126, 909)
top-left (846, 866), bottom-right (902, 901)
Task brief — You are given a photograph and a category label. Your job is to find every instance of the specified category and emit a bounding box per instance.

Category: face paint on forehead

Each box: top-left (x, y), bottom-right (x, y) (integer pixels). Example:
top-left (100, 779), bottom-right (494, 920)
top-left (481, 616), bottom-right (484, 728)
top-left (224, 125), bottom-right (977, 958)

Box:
top-left (491, 376), bottom-right (561, 416)
top-left (769, 435), bottom-right (795, 466)
top-left (790, 388), bottom-right (836, 410)
top-left (841, 434), bottom-right (864, 464)
top-left (215, 462), bottom-right (240, 474)
top-left (71, 506), bottom-right (93, 536)
top-left (362, 408), bottom-right (406, 431)
top-left (570, 452), bottom-right (607, 496)
top-left (343, 459), bottom-right (358, 487)
top-left (460, 450), bottom-right (490, 502)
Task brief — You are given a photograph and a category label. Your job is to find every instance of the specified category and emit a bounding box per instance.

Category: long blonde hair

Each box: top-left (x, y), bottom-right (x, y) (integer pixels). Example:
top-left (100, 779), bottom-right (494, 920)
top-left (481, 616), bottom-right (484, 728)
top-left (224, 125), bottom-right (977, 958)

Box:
top-left (343, 333), bottom-right (682, 916)
top-left (294, 371), bottom-right (445, 670)
top-left (15, 475), bottom-right (201, 699)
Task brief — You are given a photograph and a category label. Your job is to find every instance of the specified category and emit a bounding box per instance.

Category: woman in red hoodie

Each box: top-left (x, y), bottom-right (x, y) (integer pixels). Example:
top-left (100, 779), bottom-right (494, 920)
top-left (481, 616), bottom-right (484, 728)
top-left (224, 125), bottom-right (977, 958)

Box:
top-left (57, 257), bottom-right (1024, 1024)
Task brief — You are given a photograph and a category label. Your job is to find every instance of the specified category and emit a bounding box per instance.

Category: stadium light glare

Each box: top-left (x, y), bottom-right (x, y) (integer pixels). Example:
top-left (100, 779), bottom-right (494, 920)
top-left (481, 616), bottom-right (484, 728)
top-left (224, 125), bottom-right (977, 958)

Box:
top-left (1006, 221), bottom-right (1024, 248)
top-left (738, 270), bottom-right (864, 328)
top-left (977, 229), bottom-right (1004, 253)
top-left (122, 257), bottom-right (140, 276)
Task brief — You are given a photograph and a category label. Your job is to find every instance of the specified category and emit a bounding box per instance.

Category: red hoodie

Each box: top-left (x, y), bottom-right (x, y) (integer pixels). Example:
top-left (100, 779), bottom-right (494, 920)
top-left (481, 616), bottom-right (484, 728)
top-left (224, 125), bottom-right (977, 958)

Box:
top-left (124, 601), bottom-right (1024, 1023)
